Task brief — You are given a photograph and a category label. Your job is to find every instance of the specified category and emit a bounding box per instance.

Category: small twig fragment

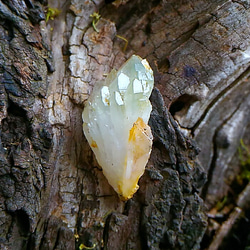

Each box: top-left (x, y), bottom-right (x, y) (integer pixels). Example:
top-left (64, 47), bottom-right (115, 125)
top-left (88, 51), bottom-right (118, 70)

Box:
top-left (79, 243), bottom-right (96, 249)
top-left (45, 7), bottom-right (61, 22)
top-left (90, 12), bottom-right (101, 33)
top-left (116, 34), bottom-right (128, 52)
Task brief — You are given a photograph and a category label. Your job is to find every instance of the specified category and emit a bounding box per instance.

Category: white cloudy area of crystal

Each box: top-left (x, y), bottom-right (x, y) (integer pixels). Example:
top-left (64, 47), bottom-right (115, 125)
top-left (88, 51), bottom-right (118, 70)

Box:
top-left (133, 79), bottom-right (143, 93)
top-left (118, 73), bottom-right (130, 94)
top-left (82, 55), bottom-right (154, 200)
top-left (101, 86), bottom-right (110, 106)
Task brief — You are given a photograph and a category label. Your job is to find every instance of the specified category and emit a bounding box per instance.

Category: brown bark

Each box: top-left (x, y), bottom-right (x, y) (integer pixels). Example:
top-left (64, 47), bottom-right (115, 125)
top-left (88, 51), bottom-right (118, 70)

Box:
top-left (0, 0), bottom-right (250, 249)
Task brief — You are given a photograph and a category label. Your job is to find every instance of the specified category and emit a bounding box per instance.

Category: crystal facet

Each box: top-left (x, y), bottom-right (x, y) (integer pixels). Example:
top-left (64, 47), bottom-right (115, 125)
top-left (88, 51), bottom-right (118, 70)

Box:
top-left (82, 55), bottom-right (154, 200)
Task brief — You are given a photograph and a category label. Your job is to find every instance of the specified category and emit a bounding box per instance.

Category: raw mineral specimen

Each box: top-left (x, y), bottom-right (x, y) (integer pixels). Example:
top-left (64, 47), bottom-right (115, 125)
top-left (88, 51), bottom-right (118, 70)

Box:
top-left (82, 55), bottom-right (154, 200)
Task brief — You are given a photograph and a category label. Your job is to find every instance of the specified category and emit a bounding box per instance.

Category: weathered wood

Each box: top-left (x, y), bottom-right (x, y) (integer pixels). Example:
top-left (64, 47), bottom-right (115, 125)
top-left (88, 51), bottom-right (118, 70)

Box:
top-left (0, 0), bottom-right (250, 249)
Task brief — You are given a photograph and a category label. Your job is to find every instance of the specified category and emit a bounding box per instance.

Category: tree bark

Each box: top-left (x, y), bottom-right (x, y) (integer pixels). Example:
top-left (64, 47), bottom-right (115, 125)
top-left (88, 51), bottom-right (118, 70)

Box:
top-left (0, 0), bottom-right (250, 249)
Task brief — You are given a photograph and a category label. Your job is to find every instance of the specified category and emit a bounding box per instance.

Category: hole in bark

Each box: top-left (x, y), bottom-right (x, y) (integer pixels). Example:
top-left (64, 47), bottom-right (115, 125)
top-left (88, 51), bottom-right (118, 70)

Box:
top-left (157, 58), bottom-right (170, 73)
top-left (169, 94), bottom-right (199, 117)
top-left (15, 209), bottom-right (30, 237)
top-left (7, 99), bottom-right (27, 118)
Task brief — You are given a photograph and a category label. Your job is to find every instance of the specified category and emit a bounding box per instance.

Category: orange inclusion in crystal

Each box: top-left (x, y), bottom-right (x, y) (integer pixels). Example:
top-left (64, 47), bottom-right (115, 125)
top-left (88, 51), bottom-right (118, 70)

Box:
top-left (129, 117), bottom-right (146, 141)
top-left (115, 116), bottom-right (152, 200)
top-left (91, 140), bottom-right (98, 148)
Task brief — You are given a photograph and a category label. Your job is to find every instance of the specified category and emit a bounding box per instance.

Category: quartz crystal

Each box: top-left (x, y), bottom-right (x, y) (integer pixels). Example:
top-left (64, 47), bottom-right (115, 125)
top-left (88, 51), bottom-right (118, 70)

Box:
top-left (82, 55), bottom-right (154, 200)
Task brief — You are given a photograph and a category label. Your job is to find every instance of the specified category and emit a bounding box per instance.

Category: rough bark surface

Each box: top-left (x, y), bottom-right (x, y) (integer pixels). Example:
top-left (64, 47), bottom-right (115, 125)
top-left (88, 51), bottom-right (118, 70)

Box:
top-left (0, 0), bottom-right (250, 250)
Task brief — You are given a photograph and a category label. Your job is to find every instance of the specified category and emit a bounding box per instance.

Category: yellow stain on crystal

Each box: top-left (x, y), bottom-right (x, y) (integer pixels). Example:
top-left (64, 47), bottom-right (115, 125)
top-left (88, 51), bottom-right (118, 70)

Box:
top-left (117, 181), bottom-right (139, 201)
top-left (90, 140), bottom-right (98, 148)
top-left (117, 117), bottom-right (153, 200)
top-left (128, 117), bottom-right (152, 164)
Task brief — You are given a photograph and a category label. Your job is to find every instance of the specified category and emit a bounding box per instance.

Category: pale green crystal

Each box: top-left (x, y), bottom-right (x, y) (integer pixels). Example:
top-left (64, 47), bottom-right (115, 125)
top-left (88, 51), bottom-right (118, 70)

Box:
top-left (82, 55), bottom-right (154, 200)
